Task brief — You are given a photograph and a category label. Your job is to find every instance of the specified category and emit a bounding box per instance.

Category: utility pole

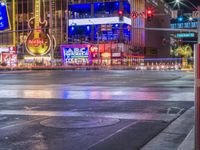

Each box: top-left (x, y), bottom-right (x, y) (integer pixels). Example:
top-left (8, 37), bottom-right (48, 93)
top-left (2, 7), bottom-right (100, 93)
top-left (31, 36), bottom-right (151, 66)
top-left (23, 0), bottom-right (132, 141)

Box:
top-left (49, 0), bottom-right (54, 65)
top-left (97, 30), bottom-right (100, 65)
top-left (65, 0), bottom-right (68, 44)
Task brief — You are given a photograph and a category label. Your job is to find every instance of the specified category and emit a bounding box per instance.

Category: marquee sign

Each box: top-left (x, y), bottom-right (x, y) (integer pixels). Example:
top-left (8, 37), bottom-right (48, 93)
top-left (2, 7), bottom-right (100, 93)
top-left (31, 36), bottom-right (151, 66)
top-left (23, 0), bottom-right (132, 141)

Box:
top-left (0, 1), bottom-right (10, 31)
top-left (63, 47), bottom-right (89, 59)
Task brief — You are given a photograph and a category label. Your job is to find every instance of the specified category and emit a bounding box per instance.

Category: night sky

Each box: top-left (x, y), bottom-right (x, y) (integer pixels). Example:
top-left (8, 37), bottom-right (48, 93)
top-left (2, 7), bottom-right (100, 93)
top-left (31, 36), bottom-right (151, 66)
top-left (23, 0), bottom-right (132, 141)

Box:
top-left (165, 0), bottom-right (200, 12)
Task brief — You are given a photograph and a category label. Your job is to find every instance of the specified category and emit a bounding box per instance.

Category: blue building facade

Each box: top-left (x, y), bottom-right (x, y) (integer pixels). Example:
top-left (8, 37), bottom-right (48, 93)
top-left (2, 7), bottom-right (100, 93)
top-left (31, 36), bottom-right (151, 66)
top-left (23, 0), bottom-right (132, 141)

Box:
top-left (68, 0), bottom-right (131, 44)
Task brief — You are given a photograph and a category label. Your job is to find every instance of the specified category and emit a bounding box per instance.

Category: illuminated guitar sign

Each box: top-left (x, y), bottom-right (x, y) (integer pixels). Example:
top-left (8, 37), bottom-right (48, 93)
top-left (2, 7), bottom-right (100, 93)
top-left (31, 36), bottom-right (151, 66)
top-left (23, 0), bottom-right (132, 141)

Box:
top-left (25, 0), bottom-right (51, 56)
top-left (0, 1), bottom-right (10, 31)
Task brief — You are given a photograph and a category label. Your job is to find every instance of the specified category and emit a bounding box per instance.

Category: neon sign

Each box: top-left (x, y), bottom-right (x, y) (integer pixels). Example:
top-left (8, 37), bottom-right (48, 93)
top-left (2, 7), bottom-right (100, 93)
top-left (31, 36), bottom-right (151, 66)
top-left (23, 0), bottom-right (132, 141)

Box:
top-left (0, 2), bottom-right (10, 31)
top-left (69, 17), bottom-right (131, 26)
top-left (63, 47), bottom-right (89, 59)
top-left (25, 0), bottom-right (51, 56)
top-left (28, 39), bottom-right (44, 47)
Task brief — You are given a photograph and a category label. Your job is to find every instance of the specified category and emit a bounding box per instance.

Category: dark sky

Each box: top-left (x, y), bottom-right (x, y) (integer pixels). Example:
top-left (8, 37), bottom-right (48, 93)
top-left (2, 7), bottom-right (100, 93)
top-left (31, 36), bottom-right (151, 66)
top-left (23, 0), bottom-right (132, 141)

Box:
top-left (165, 0), bottom-right (200, 12)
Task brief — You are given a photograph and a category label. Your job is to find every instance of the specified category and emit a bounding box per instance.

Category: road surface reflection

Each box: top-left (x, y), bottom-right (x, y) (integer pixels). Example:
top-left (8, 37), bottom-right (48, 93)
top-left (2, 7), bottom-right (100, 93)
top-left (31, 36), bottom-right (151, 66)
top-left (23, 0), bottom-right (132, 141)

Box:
top-left (0, 86), bottom-right (194, 101)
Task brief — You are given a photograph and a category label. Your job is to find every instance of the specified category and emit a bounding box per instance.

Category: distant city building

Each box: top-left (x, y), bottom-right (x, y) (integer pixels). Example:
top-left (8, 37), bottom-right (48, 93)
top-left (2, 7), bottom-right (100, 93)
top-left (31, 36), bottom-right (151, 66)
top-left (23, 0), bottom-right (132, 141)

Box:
top-left (129, 0), bottom-right (171, 58)
top-left (0, 0), bottom-right (171, 66)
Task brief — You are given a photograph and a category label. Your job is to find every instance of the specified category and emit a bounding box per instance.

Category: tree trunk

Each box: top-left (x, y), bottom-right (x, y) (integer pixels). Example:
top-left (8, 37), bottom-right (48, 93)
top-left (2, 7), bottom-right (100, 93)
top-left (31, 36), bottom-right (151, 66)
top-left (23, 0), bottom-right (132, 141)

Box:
top-left (182, 57), bottom-right (188, 69)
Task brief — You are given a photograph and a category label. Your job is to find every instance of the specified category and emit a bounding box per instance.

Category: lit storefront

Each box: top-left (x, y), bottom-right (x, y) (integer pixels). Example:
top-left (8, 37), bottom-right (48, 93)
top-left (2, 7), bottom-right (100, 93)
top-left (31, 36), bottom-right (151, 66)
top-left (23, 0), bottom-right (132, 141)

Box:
top-left (61, 43), bottom-right (144, 66)
top-left (0, 46), bottom-right (17, 67)
top-left (90, 43), bottom-right (123, 65)
top-left (23, 56), bottom-right (52, 66)
top-left (112, 52), bottom-right (122, 65)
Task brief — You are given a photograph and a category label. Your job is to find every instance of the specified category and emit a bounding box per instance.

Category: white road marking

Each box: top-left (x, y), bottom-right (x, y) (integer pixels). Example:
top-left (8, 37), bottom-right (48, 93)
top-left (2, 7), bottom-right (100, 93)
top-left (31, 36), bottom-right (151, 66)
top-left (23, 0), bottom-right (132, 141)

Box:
top-left (0, 110), bottom-right (178, 122)
top-left (0, 117), bottom-right (47, 130)
top-left (84, 121), bottom-right (139, 150)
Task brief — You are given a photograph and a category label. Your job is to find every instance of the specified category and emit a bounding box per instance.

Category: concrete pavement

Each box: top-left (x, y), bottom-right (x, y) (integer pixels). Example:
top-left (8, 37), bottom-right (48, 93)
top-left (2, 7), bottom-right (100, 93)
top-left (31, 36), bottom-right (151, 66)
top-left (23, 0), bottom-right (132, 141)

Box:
top-left (178, 127), bottom-right (194, 150)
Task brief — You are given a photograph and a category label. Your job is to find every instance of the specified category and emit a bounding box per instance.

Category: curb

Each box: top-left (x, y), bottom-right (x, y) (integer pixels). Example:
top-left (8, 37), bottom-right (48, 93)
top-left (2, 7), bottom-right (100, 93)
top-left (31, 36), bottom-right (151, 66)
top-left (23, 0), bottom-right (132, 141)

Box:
top-left (0, 71), bottom-right (34, 74)
top-left (178, 127), bottom-right (194, 150)
top-left (141, 107), bottom-right (194, 150)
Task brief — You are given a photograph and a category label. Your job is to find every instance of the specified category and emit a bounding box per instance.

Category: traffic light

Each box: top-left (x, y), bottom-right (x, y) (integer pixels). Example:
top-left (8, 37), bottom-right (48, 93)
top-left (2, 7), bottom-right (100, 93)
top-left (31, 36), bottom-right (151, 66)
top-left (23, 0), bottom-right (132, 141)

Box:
top-left (146, 9), bottom-right (153, 21)
top-left (118, 10), bottom-right (124, 22)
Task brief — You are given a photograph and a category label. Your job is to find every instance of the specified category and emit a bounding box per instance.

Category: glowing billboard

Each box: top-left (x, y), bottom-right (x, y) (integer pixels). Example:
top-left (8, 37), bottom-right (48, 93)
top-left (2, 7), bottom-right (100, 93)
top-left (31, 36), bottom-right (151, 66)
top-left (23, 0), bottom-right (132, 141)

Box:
top-left (0, 2), bottom-right (10, 31)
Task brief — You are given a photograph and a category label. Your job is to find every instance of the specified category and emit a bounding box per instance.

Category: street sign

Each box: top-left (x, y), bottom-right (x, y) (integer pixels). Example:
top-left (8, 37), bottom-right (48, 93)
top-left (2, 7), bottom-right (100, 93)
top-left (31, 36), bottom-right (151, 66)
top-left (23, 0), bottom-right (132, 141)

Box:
top-left (176, 33), bottom-right (195, 38)
top-left (0, 2), bottom-right (10, 31)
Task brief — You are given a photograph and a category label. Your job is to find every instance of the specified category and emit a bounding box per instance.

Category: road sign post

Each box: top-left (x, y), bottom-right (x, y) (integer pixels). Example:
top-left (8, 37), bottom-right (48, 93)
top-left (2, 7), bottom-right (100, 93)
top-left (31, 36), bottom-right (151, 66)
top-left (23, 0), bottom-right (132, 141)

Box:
top-left (194, 5), bottom-right (200, 149)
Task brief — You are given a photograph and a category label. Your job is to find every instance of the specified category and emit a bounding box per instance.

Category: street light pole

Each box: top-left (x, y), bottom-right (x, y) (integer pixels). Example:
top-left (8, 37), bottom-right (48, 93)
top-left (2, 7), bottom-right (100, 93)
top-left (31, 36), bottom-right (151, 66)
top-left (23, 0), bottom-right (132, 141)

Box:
top-left (97, 31), bottom-right (100, 65)
top-left (49, 0), bottom-right (54, 65)
top-left (88, 19), bottom-right (100, 65)
top-left (195, 19), bottom-right (200, 150)
top-left (174, 1), bottom-right (199, 148)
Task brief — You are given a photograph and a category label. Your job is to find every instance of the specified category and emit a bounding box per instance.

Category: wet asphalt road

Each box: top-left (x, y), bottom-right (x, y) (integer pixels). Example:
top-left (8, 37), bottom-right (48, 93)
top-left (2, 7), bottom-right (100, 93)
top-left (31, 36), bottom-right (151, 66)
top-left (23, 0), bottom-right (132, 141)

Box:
top-left (0, 70), bottom-right (194, 150)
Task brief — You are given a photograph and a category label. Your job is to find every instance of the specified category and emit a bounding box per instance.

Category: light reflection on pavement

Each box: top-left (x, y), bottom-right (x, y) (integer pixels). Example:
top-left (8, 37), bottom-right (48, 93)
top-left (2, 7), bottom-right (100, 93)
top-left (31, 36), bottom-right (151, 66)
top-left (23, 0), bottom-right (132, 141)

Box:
top-left (0, 85), bottom-right (194, 101)
top-left (0, 71), bottom-right (194, 102)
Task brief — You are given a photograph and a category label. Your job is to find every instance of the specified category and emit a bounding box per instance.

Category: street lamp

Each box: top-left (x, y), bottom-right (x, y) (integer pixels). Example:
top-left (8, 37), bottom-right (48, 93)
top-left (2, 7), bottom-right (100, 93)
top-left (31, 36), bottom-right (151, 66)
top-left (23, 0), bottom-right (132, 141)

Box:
top-left (174, 0), bottom-right (197, 10)
top-left (188, 16), bottom-right (193, 21)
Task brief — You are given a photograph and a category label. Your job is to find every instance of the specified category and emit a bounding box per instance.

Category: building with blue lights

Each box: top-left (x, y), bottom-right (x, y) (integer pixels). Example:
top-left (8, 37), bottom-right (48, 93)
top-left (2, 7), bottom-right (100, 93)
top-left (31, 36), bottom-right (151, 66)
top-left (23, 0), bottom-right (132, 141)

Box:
top-left (63, 0), bottom-right (172, 65)
top-left (171, 13), bottom-right (198, 46)
top-left (64, 0), bottom-right (135, 65)
top-left (68, 0), bottom-right (131, 44)
top-left (0, 0), bottom-right (172, 66)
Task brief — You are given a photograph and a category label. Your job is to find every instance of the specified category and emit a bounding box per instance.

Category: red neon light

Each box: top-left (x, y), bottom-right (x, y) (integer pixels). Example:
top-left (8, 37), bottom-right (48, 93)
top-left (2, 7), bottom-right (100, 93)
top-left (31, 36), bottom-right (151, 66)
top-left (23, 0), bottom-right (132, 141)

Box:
top-left (28, 38), bottom-right (44, 47)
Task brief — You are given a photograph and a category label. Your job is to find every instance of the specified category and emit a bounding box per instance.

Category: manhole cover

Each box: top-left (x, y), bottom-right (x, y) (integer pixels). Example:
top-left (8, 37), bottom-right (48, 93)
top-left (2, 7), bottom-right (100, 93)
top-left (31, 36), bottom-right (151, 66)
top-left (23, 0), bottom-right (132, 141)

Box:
top-left (40, 117), bottom-right (120, 129)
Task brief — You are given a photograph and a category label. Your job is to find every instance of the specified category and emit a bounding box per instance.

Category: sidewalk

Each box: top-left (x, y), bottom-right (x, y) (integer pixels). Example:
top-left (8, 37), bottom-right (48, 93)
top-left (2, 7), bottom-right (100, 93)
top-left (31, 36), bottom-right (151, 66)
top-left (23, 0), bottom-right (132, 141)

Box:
top-left (141, 107), bottom-right (195, 150)
top-left (178, 127), bottom-right (194, 150)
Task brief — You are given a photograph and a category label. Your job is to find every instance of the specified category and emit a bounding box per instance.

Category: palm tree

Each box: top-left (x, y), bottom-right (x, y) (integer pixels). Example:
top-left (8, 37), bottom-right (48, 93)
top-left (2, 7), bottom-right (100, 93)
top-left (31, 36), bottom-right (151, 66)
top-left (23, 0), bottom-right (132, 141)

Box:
top-left (174, 45), bottom-right (193, 69)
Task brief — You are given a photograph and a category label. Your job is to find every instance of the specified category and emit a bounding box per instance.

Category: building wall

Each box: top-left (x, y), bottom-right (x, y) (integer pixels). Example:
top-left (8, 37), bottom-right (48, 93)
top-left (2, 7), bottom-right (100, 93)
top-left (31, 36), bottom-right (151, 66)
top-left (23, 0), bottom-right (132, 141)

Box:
top-left (130, 0), bottom-right (171, 58)
top-left (145, 1), bottom-right (171, 58)
top-left (130, 0), bottom-right (145, 50)
top-left (68, 0), bottom-right (131, 44)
